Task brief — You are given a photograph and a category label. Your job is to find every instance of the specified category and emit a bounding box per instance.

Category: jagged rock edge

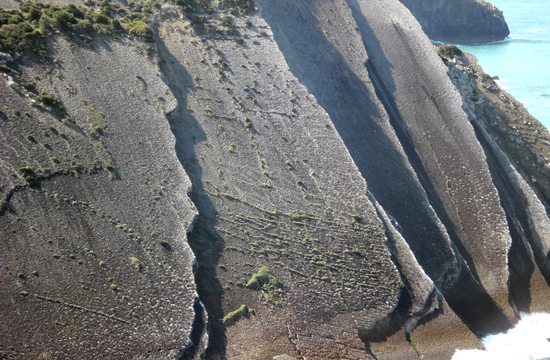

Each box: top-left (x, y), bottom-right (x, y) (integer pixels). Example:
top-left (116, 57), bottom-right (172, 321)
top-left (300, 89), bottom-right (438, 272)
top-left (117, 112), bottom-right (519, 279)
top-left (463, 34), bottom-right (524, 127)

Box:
top-left (364, 191), bottom-right (443, 350)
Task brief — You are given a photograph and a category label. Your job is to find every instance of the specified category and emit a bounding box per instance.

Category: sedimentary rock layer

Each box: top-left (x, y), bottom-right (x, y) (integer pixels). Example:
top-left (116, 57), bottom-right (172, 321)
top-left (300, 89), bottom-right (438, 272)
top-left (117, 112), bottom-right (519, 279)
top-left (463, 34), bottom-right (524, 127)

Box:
top-left (0, 37), bottom-right (201, 358)
top-left (1, 0), bottom-right (549, 359)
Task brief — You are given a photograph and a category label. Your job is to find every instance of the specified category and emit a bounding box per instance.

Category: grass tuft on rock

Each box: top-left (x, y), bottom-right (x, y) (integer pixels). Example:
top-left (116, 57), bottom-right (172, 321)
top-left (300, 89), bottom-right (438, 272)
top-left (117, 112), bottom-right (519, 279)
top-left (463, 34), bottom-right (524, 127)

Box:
top-left (222, 304), bottom-right (251, 327)
top-left (245, 264), bottom-right (284, 304)
top-left (130, 256), bottom-right (142, 271)
top-left (124, 20), bottom-right (153, 41)
top-left (246, 264), bottom-right (273, 290)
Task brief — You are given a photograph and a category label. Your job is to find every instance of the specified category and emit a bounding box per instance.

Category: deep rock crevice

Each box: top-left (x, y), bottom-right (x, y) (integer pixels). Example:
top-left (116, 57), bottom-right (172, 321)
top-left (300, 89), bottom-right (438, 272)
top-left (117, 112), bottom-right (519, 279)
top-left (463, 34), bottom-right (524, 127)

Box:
top-left (363, 191), bottom-right (443, 347)
top-left (178, 298), bottom-right (208, 359)
top-left (154, 16), bottom-right (226, 358)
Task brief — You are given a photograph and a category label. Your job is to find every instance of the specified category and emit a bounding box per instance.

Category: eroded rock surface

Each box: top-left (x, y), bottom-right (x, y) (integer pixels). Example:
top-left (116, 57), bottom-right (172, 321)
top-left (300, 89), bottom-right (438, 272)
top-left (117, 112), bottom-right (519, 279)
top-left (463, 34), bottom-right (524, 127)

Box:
top-left (0, 36), bottom-right (201, 358)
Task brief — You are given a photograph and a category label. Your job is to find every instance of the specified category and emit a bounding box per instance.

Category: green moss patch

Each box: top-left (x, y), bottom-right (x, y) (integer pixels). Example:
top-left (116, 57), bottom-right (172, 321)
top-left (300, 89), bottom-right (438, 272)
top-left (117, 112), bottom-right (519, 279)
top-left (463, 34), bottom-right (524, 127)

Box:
top-left (222, 304), bottom-right (251, 327)
top-left (246, 264), bottom-right (284, 304)
top-left (130, 256), bottom-right (142, 271)
top-left (124, 20), bottom-right (152, 41)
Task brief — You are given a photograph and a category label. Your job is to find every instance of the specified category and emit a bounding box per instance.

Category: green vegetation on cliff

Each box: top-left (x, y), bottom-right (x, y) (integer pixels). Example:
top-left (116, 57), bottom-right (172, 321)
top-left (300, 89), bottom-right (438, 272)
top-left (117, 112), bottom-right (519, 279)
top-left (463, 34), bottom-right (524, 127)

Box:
top-left (437, 45), bottom-right (464, 60)
top-left (246, 264), bottom-right (284, 304)
top-left (0, 1), bottom-right (153, 56)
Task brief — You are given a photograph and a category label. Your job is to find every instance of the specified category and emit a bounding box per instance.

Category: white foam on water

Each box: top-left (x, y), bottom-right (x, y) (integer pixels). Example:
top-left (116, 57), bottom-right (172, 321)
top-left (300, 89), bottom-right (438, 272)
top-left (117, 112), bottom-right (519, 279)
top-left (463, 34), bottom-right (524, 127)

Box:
top-left (452, 313), bottom-right (550, 360)
top-left (494, 78), bottom-right (512, 91)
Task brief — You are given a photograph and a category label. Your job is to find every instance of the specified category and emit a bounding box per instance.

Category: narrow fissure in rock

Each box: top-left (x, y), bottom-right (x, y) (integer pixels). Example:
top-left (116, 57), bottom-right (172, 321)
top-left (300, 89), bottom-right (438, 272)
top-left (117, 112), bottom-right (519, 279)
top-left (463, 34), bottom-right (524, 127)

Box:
top-left (178, 298), bottom-right (207, 359)
top-left (184, 219), bottom-right (226, 358)
top-left (153, 24), bottom-right (227, 358)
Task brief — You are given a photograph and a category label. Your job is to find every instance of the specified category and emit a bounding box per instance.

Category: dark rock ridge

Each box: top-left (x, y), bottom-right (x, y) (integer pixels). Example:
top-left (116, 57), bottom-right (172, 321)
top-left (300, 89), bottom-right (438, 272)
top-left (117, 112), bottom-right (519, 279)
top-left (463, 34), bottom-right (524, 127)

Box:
top-left (0, 1), bottom-right (549, 359)
top-left (441, 48), bottom-right (550, 313)
top-left (400, 0), bottom-right (510, 43)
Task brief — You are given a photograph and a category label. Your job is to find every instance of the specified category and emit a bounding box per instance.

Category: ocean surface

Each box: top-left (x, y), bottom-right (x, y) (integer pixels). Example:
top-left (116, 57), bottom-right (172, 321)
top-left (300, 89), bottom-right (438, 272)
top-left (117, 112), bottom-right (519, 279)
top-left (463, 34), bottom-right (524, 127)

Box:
top-left (459, 0), bottom-right (550, 128)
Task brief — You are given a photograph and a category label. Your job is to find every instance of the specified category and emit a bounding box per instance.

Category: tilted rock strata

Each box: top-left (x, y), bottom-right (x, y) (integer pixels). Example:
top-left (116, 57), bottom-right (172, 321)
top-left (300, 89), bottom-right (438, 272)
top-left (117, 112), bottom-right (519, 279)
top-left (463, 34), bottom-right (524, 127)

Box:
top-left (443, 51), bottom-right (550, 312)
top-left (353, 0), bottom-right (514, 326)
top-left (0, 37), bottom-right (201, 358)
top-left (1, 0), bottom-right (550, 359)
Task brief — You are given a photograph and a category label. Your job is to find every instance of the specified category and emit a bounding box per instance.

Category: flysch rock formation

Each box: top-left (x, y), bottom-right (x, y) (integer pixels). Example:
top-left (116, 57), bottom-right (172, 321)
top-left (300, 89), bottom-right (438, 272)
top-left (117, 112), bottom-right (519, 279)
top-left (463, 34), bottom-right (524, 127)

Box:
top-left (0, 35), bottom-right (201, 358)
top-left (156, 6), bottom-right (406, 358)
top-left (399, 0), bottom-right (510, 43)
top-left (442, 48), bottom-right (550, 313)
top-left (1, 0), bottom-right (549, 359)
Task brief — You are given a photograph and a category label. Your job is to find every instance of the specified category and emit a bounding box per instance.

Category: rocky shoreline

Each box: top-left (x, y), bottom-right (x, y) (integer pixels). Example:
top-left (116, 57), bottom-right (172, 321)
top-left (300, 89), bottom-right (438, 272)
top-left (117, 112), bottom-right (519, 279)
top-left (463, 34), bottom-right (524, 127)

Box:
top-left (401, 0), bottom-right (510, 43)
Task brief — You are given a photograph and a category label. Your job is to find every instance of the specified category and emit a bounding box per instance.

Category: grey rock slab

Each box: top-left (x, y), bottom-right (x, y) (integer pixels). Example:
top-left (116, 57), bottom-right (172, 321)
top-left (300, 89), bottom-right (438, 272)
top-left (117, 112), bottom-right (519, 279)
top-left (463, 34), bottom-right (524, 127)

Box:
top-left (350, 0), bottom-right (513, 314)
top-left (0, 36), bottom-right (200, 358)
top-left (256, 0), bottom-right (512, 336)
top-left (255, 0), bottom-right (461, 293)
top-left (157, 7), bottom-right (402, 358)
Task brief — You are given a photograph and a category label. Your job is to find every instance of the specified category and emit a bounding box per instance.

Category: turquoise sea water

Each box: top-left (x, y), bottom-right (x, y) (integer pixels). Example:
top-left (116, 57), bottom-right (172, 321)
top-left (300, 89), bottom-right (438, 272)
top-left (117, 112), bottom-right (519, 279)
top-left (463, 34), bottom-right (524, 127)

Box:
top-left (459, 0), bottom-right (550, 128)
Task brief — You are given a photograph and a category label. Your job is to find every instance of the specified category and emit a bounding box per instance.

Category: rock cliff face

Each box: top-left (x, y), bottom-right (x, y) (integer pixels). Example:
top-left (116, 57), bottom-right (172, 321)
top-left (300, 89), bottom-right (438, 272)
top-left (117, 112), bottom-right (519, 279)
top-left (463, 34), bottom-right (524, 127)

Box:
top-left (1, 1), bottom-right (549, 359)
top-left (400, 0), bottom-right (510, 43)
top-left (442, 48), bottom-right (550, 313)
